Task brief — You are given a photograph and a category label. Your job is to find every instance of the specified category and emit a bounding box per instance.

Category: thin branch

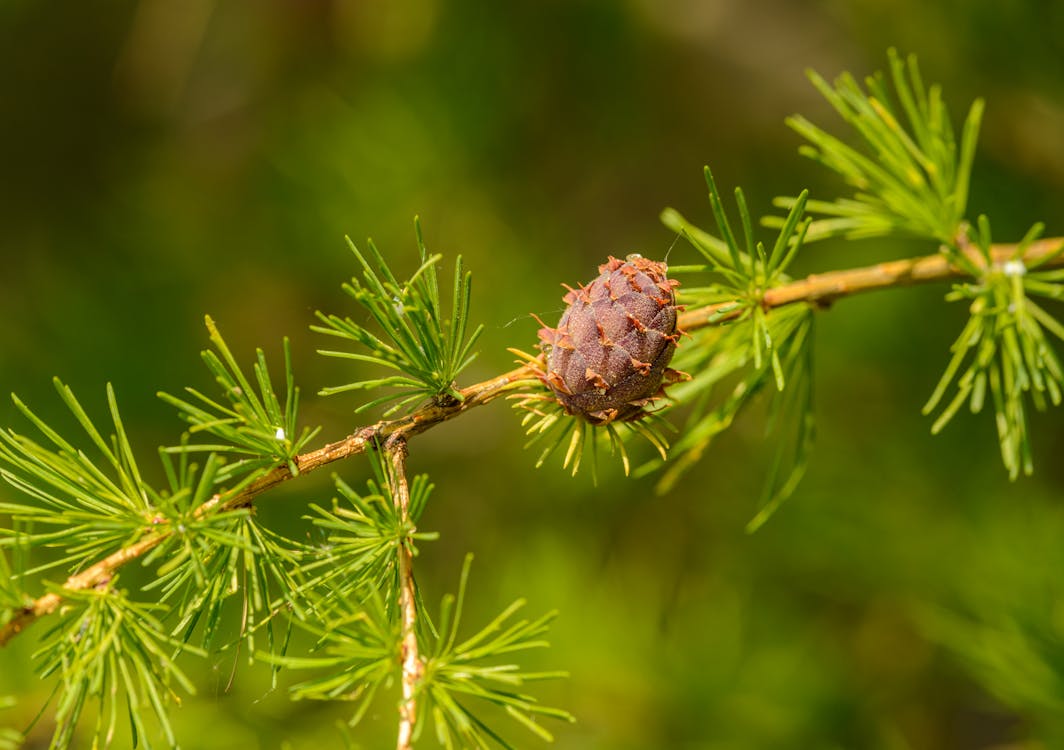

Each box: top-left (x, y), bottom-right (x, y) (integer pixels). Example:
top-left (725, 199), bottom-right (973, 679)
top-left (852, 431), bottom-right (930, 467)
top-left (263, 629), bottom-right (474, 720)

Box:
top-left (678, 237), bottom-right (1064, 329)
top-left (386, 434), bottom-right (421, 750)
top-left (0, 534), bottom-right (164, 644)
top-left (2, 236), bottom-right (1062, 647)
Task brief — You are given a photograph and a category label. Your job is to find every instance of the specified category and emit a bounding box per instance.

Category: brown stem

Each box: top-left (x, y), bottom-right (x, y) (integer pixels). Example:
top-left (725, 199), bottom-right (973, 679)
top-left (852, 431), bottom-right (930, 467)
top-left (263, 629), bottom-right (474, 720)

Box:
top-left (678, 237), bottom-right (1064, 330)
top-left (386, 435), bottom-right (421, 750)
top-left (2, 236), bottom-right (1062, 647)
top-left (0, 534), bottom-right (165, 644)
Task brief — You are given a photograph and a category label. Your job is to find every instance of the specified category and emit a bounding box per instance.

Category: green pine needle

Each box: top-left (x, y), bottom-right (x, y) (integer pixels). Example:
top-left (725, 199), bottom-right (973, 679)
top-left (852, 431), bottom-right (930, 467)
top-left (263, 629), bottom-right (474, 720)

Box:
top-left (772, 48), bottom-right (984, 245)
top-left (0, 381), bottom-right (158, 568)
top-left (511, 380), bottom-right (673, 480)
top-left (148, 511), bottom-right (304, 658)
top-left (648, 303), bottom-right (816, 529)
top-left (923, 220), bottom-right (1063, 478)
top-left (270, 555), bottom-right (572, 748)
top-left (33, 580), bottom-right (204, 749)
top-left (258, 585), bottom-right (397, 727)
top-left (314, 218), bottom-right (484, 416)
top-left (298, 454), bottom-right (438, 597)
top-left (418, 555), bottom-right (574, 748)
top-left (0, 548), bottom-right (25, 613)
top-left (647, 173), bottom-right (815, 525)
top-left (158, 316), bottom-right (321, 483)
top-left (670, 169), bottom-right (810, 320)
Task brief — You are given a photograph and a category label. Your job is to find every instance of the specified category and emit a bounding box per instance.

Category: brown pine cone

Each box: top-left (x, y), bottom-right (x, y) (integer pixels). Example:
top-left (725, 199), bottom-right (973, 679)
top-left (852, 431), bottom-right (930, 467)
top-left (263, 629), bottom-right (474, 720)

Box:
top-left (537, 255), bottom-right (682, 425)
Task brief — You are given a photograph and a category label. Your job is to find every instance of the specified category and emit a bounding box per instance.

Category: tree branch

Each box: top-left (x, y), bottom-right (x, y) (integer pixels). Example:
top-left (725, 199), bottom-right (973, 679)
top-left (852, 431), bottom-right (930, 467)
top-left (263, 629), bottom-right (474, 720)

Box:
top-left (2, 236), bottom-right (1062, 647)
top-left (678, 237), bottom-right (1064, 329)
top-left (386, 434), bottom-right (421, 750)
top-left (0, 366), bottom-right (536, 646)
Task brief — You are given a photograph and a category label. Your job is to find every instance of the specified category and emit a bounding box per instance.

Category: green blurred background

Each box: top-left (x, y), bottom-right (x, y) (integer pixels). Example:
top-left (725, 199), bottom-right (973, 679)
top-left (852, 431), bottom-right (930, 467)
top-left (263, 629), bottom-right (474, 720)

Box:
top-left (3, 1), bottom-right (1064, 748)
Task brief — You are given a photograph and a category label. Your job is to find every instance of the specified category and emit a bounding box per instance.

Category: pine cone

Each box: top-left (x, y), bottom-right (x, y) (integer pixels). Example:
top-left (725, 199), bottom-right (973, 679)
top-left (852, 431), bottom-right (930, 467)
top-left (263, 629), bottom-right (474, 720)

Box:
top-left (537, 255), bottom-right (682, 425)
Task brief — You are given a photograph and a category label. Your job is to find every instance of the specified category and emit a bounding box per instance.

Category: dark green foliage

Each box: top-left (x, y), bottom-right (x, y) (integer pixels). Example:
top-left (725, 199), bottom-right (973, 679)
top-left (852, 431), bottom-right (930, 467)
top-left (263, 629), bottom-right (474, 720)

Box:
top-left (314, 219), bottom-right (484, 415)
top-left (910, 503), bottom-right (1064, 733)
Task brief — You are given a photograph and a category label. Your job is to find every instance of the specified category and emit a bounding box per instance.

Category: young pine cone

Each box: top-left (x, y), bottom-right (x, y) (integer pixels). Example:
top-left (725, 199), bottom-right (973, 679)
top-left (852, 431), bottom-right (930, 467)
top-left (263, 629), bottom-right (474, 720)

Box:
top-left (537, 255), bottom-right (683, 425)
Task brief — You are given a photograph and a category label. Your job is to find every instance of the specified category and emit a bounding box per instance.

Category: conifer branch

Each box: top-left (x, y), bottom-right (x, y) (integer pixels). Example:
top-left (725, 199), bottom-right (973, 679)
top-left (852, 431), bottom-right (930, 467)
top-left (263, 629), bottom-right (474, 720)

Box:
top-left (678, 236), bottom-right (1064, 329)
top-left (3, 236), bottom-right (1062, 648)
top-left (0, 366), bottom-right (535, 646)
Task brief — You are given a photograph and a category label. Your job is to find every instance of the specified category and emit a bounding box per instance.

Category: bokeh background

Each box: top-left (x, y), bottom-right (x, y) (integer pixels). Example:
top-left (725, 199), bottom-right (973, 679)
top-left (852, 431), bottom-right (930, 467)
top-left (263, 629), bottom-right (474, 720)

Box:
top-left (3, 1), bottom-right (1064, 748)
